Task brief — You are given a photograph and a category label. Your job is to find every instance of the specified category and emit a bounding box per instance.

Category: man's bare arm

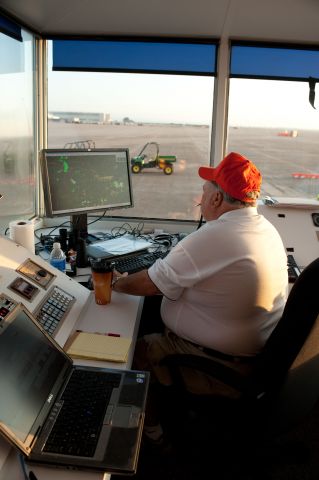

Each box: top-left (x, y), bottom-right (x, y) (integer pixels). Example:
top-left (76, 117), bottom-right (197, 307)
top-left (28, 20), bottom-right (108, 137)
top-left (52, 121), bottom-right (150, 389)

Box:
top-left (112, 269), bottom-right (161, 296)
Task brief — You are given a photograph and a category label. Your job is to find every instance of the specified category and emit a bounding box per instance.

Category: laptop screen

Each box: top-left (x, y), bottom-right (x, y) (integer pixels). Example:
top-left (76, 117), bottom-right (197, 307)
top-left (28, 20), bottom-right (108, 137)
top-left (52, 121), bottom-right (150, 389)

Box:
top-left (0, 308), bottom-right (69, 442)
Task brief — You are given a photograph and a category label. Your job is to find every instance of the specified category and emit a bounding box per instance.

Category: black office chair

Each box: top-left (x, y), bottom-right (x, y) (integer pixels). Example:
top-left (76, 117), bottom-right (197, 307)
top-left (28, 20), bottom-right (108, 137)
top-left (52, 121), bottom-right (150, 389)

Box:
top-left (158, 257), bottom-right (319, 456)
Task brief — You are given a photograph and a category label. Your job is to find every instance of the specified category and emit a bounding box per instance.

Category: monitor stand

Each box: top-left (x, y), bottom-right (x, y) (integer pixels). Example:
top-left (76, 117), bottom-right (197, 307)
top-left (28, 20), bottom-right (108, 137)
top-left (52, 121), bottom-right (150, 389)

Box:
top-left (71, 213), bottom-right (88, 240)
top-left (70, 213), bottom-right (100, 245)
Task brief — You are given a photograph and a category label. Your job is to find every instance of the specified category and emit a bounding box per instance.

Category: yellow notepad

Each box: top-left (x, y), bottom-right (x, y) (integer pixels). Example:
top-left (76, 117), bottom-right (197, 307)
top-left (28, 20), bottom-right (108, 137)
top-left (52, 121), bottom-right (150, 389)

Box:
top-left (64, 331), bottom-right (131, 363)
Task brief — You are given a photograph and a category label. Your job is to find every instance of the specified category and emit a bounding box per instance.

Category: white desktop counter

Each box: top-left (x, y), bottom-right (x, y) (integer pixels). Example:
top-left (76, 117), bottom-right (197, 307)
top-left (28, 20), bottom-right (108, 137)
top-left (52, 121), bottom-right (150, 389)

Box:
top-left (0, 292), bottom-right (144, 480)
top-left (0, 235), bottom-right (144, 480)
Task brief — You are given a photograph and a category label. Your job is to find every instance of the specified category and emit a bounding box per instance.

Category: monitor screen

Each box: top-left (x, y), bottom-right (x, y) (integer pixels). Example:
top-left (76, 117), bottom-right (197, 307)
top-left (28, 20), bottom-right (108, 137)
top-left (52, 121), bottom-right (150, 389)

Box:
top-left (0, 307), bottom-right (69, 442)
top-left (40, 148), bottom-right (133, 218)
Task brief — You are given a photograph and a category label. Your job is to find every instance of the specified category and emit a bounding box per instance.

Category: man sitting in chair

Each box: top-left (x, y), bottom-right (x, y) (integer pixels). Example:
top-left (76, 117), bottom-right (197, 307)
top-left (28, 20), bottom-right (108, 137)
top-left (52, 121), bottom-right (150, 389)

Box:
top-left (112, 151), bottom-right (288, 446)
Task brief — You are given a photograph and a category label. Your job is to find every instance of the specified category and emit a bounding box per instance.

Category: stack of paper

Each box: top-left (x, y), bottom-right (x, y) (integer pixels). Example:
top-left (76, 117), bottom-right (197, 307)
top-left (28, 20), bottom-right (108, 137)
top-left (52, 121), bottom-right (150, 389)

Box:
top-left (64, 331), bottom-right (131, 363)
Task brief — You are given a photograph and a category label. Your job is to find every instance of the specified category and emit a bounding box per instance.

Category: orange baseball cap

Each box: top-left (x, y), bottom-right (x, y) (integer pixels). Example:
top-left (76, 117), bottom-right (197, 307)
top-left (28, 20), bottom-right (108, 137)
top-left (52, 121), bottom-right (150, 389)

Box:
top-left (198, 152), bottom-right (262, 203)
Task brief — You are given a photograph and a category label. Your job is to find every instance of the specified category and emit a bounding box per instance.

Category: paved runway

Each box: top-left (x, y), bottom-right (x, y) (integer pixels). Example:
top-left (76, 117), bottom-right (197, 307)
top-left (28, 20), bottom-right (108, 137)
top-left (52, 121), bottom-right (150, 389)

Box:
top-left (1, 123), bottom-right (319, 223)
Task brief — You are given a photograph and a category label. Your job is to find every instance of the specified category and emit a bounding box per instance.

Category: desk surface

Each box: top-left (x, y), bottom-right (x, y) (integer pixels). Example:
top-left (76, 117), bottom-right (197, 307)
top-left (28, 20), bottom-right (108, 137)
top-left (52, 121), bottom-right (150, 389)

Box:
top-left (0, 241), bottom-right (144, 480)
top-left (71, 291), bottom-right (143, 369)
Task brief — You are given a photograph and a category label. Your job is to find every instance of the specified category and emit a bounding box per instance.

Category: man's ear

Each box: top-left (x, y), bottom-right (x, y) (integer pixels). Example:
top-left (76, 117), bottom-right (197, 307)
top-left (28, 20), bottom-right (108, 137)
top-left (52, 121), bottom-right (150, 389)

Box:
top-left (211, 190), bottom-right (223, 207)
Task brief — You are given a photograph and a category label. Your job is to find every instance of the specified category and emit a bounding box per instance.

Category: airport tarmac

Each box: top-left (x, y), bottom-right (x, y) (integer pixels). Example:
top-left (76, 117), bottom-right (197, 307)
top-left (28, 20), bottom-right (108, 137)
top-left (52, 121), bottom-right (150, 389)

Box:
top-left (1, 123), bottom-right (319, 226)
top-left (49, 122), bottom-right (212, 221)
top-left (47, 122), bottom-right (319, 220)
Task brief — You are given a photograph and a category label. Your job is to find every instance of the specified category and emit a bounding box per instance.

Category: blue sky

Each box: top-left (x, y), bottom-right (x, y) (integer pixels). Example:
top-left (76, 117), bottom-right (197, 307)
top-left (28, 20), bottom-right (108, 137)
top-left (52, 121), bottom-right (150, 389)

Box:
top-left (48, 70), bottom-right (319, 129)
top-left (47, 40), bottom-right (319, 129)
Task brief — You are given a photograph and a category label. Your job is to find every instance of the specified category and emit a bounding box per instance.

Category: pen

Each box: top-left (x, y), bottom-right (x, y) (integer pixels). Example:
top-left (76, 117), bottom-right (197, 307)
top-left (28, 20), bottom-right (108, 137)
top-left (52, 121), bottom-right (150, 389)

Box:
top-left (93, 331), bottom-right (121, 336)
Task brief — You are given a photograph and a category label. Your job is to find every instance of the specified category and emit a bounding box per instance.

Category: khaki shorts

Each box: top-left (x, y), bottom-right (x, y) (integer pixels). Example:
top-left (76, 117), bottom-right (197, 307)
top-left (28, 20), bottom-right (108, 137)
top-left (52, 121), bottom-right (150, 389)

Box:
top-left (133, 329), bottom-right (254, 398)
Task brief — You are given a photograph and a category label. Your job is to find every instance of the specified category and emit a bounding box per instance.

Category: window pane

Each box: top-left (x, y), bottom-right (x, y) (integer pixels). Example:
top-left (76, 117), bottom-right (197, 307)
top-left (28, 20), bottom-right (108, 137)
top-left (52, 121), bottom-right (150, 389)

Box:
top-left (227, 78), bottom-right (319, 199)
top-left (52, 39), bottom-right (217, 75)
top-left (231, 44), bottom-right (319, 80)
top-left (0, 30), bottom-right (36, 233)
top-left (48, 48), bottom-right (214, 221)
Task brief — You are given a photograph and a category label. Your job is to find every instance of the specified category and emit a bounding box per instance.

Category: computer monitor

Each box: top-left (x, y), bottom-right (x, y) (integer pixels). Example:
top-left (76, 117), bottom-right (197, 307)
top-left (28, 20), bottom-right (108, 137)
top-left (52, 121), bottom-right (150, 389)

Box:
top-left (40, 148), bottom-right (133, 237)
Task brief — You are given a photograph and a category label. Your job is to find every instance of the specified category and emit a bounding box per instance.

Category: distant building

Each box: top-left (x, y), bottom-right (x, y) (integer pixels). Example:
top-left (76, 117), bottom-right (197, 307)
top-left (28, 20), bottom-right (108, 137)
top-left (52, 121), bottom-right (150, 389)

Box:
top-left (49, 112), bottom-right (111, 124)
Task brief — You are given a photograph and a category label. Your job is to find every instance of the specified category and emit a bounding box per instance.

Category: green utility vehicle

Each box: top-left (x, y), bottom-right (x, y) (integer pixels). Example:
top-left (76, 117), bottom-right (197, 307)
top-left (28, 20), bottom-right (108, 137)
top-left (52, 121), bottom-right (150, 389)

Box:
top-left (131, 142), bottom-right (176, 175)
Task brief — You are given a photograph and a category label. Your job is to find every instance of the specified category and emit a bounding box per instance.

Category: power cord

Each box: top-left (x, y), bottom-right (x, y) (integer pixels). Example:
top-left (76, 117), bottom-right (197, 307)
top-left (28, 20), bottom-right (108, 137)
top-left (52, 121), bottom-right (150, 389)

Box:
top-left (110, 222), bottom-right (145, 238)
top-left (153, 233), bottom-right (173, 248)
top-left (19, 454), bottom-right (38, 480)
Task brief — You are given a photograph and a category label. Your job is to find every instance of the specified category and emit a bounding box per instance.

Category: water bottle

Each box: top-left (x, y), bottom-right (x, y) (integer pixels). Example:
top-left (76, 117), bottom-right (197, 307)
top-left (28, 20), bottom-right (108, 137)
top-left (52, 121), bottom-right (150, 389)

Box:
top-left (49, 242), bottom-right (66, 272)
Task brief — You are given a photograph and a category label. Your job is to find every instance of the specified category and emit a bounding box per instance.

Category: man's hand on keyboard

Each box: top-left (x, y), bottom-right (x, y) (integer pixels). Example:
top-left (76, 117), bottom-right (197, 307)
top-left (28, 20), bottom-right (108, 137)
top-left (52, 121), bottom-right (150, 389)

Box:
top-left (111, 269), bottom-right (161, 296)
top-left (112, 269), bottom-right (128, 288)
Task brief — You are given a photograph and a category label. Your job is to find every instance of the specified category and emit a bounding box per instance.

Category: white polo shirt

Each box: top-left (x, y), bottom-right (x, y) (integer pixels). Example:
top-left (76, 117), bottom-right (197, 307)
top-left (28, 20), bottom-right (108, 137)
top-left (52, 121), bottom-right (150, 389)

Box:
top-left (148, 207), bottom-right (288, 356)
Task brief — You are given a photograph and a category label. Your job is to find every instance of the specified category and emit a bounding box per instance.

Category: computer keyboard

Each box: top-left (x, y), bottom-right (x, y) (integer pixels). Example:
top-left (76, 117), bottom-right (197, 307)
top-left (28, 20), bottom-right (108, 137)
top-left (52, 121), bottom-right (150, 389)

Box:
top-left (114, 250), bottom-right (168, 274)
top-left (33, 285), bottom-right (75, 336)
top-left (43, 369), bottom-right (121, 457)
top-left (287, 254), bottom-right (301, 283)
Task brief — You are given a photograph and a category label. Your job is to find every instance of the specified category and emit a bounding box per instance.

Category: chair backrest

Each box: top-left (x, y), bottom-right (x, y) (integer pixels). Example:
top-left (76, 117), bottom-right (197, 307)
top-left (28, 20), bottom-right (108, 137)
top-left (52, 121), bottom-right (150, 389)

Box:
top-left (253, 257), bottom-right (319, 433)
top-left (160, 257), bottom-right (319, 437)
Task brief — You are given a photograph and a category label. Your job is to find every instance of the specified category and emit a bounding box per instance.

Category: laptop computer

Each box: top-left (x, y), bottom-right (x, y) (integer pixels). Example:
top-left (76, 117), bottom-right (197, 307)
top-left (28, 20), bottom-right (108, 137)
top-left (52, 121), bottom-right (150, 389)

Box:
top-left (86, 235), bottom-right (154, 260)
top-left (0, 302), bottom-right (149, 474)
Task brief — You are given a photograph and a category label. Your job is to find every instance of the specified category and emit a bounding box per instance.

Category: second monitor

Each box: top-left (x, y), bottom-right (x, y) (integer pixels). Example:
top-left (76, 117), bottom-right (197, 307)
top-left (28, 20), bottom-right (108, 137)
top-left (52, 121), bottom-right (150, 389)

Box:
top-left (40, 148), bottom-right (134, 236)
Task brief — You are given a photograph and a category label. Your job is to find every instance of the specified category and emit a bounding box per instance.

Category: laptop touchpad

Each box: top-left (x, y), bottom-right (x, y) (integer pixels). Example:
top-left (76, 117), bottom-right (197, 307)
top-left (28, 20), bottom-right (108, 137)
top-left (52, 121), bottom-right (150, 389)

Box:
top-left (112, 406), bottom-right (139, 427)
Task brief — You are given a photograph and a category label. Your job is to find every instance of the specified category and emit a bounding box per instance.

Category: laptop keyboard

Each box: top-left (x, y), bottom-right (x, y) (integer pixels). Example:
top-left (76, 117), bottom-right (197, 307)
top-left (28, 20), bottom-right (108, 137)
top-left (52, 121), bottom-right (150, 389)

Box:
top-left (43, 369), bottom-right (121, 457)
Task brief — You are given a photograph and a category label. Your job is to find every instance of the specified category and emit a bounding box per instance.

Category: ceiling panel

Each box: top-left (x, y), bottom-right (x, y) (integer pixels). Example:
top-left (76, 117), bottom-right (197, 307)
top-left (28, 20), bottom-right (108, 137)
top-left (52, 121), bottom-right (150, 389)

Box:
top-left (0, 0), bottom-right (319, 44)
